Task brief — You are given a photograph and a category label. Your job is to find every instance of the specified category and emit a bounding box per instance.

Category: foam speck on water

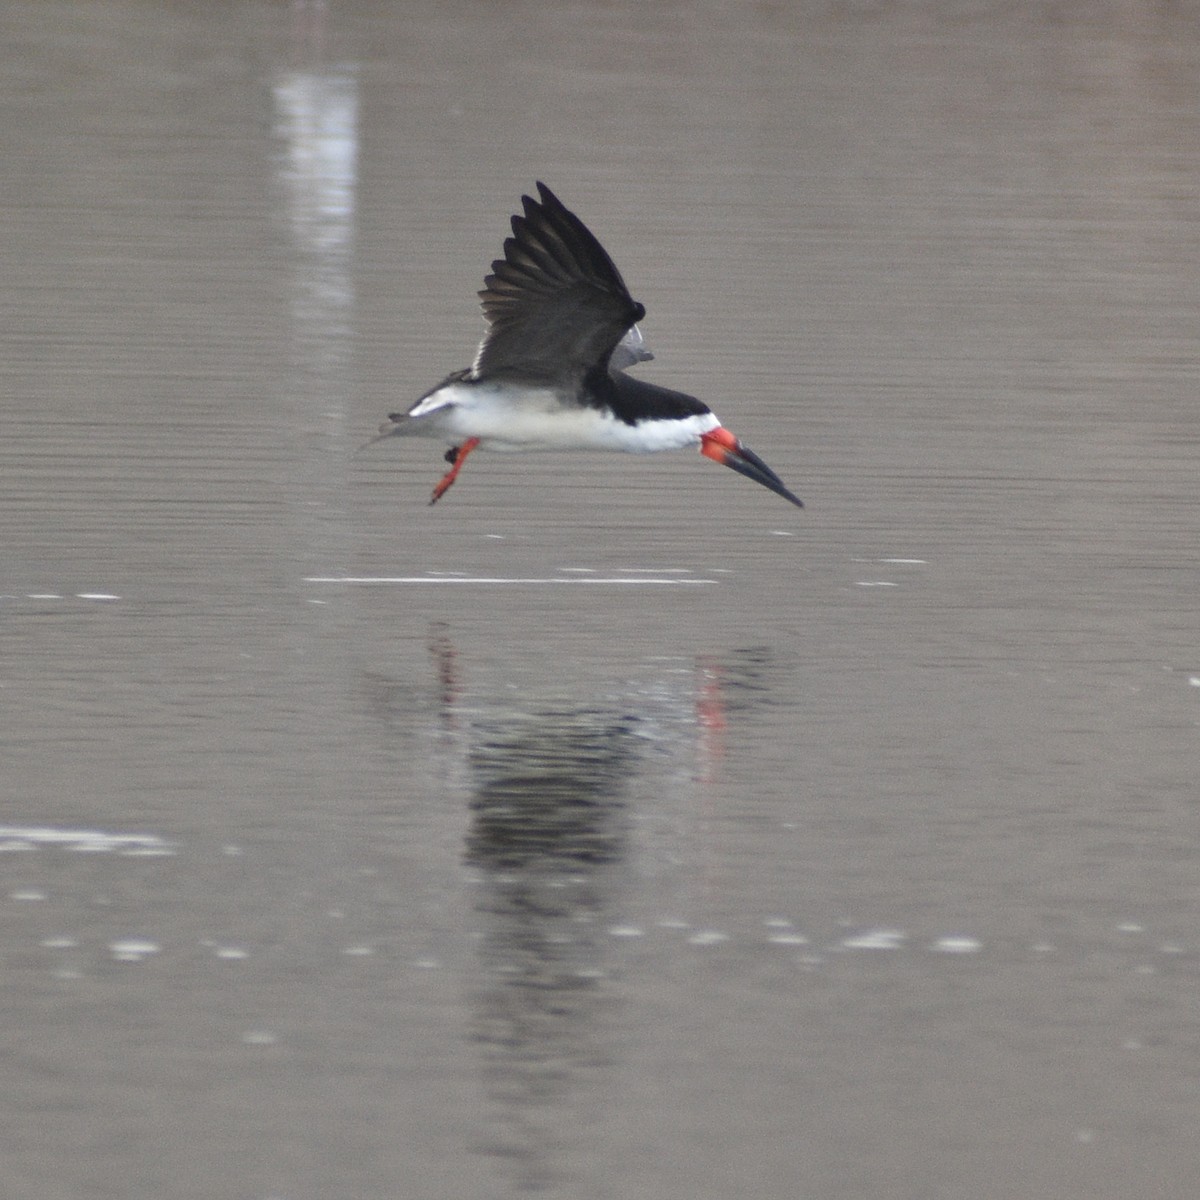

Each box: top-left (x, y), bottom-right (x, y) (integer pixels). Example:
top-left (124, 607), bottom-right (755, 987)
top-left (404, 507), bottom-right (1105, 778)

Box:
top-left (110, 939), bottom-right (160, 962)
top-left (841, 929), bottom-right (906, 951)
top-left (930, 936), bottom-right (982, 954)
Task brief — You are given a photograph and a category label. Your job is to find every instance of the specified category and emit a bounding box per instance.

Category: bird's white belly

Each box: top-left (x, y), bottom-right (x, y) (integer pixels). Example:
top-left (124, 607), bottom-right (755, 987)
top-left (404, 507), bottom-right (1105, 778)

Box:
top-left (408, 381), bottom-right (720, 453)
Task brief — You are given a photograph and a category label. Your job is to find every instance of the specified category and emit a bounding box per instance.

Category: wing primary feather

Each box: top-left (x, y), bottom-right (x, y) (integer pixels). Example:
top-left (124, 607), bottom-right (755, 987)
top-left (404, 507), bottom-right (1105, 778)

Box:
top-left (471, 183), bottom-right (646, 384)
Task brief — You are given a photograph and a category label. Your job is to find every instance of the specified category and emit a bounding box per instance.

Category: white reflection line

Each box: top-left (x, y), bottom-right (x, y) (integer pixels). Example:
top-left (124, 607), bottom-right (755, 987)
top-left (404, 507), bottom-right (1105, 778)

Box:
top-left (304, 576), bottom-right (715, 586)
top-left (0, 826), bottom-right (174, 853)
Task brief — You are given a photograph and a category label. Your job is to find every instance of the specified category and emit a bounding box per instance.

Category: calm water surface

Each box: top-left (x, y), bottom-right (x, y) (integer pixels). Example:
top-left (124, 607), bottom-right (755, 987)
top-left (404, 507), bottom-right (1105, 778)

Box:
top-left (3, 2), bottom-right (1199, 1198)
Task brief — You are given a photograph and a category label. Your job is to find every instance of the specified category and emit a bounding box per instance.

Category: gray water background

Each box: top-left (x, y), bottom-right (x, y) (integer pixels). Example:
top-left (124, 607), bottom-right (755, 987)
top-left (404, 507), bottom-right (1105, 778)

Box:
top-left (3, 3), bottom-right (1199, 1197)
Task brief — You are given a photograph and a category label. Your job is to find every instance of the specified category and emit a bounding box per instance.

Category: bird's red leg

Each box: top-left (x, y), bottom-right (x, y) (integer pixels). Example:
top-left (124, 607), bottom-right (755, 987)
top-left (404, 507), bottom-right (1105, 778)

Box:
top-left (430, 437), bottom-right (481, 505)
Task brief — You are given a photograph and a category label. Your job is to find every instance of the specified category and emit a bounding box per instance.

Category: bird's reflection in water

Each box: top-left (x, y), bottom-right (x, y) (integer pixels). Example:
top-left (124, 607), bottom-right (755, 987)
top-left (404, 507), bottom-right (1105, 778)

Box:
top-left (383, 627), bottom-right (789, 1189)
top-left (466, 707), bottom-right (638, 868)
top-left (464, 705), bottom-right (641, 1189)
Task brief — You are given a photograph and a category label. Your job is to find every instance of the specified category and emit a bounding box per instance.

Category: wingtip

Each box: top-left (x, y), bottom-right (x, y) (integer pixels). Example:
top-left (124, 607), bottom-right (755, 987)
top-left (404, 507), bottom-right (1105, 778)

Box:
top-left (533, 181), bottom-right (567, 215)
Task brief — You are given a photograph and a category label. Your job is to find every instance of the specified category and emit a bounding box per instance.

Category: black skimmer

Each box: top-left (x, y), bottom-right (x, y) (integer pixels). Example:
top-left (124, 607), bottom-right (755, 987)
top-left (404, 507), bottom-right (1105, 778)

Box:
top-left (371, 183), bottom-right (803, 509)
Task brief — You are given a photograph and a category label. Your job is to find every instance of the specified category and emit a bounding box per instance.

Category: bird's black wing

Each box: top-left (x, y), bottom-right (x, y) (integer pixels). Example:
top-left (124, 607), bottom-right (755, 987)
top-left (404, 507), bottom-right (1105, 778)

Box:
top-left (471, 183), bottom-right (646, 386)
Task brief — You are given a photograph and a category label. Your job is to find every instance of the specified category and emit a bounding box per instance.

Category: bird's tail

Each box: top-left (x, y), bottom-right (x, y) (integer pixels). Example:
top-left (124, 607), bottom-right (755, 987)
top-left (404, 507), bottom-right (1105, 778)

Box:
top-left (354, 413), bottom-right (411, 454)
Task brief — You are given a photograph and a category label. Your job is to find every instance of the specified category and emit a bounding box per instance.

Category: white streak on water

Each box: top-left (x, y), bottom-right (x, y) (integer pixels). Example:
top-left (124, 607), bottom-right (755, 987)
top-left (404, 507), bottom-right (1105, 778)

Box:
top-left (305, 576), bottom-right (715, 585)
top-left (110, 938), bottom-right (160, 962)
top-left (0, 826), bottom-right (174, 855)
top-left (841, 929), bottom-right (906, 951)
top-left (930, 936), bottom-right (983, 954)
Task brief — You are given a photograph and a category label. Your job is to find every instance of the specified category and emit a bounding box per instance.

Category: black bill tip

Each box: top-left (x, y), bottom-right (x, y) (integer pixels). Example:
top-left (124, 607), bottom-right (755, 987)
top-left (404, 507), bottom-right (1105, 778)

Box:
top-left (700, 429), bottom-right (804, 508)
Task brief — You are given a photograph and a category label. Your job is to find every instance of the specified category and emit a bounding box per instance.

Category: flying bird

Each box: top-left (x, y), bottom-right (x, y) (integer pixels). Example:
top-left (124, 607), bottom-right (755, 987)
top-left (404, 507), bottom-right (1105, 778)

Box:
top-left (370, 183), bottom-right (803, 508)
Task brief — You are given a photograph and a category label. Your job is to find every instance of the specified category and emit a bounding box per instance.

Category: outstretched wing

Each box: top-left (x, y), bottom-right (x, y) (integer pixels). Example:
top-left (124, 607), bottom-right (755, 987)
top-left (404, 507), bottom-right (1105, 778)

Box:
top-left (471, 183), bottom-right (646, 385)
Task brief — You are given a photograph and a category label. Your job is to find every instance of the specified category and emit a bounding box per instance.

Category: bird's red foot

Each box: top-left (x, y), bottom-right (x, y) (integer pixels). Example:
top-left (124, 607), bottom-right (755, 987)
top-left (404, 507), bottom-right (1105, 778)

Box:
top-left (430, 437), bottom-right (481, 505)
